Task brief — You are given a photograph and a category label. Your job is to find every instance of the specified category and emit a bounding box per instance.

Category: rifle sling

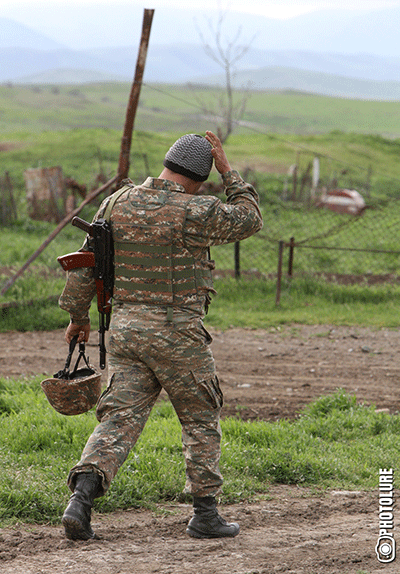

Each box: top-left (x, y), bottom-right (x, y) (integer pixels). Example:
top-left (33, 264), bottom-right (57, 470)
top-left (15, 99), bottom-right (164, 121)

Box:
top-left (104, 185), bottom-right (131, 222)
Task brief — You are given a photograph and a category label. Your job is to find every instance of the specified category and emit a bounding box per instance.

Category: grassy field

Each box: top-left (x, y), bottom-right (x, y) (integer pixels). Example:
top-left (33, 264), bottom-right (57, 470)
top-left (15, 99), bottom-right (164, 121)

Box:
top-left (2, 82), bottom-right (400, 137)
top-left (2, 118), bottom-right (400, 331)
top-left (1, 85), bottom-right (400, 190)
top-left (0, 381), bottom-right (396, 526)
top-left (2, 83), bottom-right (400, 333)
top-left (2, 128), bottom-right (400, 221)
top-left (2, 221), bottom-right (400, 333)
top-left (1, 81), bottom-right (400, 209)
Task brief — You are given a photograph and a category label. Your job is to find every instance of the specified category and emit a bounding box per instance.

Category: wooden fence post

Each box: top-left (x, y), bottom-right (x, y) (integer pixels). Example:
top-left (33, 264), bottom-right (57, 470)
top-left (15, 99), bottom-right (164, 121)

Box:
top-left (0, 171), bottom-right (17, 224)
top-left (1, 176), bottom-right (117, 296)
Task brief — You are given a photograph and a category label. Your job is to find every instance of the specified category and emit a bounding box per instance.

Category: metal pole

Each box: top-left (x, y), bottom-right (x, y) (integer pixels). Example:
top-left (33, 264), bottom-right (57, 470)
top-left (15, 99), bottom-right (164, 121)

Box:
top-left (288, 236), bottom-right (295, 278)
top-left (275, 240), bottom-right (284, 306)
top-left (117, 8), bottom-right (155, 185)
top-left (292, 164), bottom-right (297, 201)
top-left (234, 241), bottom-right (240, 278)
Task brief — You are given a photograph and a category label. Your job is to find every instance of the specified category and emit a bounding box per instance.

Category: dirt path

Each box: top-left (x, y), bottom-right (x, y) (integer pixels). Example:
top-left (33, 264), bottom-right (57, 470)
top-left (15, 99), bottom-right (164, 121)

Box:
top-left (0, 324), bottom-right (399, 573)
top-left (2, 324), bottom-right (400, 420)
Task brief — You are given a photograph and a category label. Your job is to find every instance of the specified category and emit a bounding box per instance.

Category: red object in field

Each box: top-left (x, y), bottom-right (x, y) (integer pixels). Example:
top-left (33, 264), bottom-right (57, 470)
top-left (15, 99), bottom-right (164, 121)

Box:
top-left (317, 189), bottom-right (366, 215)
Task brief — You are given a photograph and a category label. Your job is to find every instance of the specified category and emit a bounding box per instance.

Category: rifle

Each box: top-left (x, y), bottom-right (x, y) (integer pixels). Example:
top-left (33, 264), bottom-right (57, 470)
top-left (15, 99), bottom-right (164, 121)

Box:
top-left (57, 216), bottom-right (114, 370)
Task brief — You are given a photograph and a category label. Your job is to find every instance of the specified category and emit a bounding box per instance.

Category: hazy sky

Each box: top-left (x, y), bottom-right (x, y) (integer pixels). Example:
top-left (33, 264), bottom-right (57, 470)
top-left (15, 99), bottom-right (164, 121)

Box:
top-left (1, 0), bottom-right (399, 50)
top-left (1, 0), bottom-right (399, 20)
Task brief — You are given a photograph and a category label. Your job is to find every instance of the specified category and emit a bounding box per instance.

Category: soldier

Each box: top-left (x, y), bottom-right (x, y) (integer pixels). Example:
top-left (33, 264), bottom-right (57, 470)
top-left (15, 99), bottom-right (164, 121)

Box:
top-left (60, 130), bottom-right (263, 541)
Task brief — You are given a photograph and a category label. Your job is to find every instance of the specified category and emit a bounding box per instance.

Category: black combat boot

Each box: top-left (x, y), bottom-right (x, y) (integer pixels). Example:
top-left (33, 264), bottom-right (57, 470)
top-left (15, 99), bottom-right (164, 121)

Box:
top-left (186, 496), bottom-right (240, 539)
top-left (62, 472), bottom-right (102, 540)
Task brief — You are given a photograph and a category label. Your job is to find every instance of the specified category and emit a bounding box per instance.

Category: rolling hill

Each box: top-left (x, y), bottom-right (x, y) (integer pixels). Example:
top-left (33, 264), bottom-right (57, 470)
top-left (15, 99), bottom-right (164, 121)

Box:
top-left (2, 6), bottom-right (400, 101)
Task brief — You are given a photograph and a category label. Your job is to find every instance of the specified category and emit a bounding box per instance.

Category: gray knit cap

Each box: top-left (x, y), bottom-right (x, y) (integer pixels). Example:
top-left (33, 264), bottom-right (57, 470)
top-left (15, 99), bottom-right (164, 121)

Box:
top-left (163, 134), bottom-right (213, 182)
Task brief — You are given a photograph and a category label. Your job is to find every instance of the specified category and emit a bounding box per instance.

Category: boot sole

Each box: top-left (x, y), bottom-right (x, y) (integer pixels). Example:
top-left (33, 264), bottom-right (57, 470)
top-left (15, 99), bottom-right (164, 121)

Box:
top-left (62, 515), bottom-right (96, 541)
top-left (186, 526), bottom-right (240, 539)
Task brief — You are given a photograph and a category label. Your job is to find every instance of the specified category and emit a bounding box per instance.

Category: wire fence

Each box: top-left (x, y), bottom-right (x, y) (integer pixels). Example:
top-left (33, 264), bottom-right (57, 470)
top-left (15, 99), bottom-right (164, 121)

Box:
top-left (212, 174), bottom-right (400, 299)
top-left (142, 82), bottom-right (400, 295)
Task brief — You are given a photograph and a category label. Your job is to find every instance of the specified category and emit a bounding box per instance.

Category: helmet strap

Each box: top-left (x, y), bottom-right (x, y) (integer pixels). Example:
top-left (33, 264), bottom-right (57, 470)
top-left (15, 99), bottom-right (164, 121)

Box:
top-left (54, 335), bottom-right (92, 379)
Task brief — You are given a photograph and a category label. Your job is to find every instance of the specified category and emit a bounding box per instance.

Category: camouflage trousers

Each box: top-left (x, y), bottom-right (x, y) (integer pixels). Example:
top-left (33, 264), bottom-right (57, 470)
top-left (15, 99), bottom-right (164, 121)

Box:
top-left (68, 303), bottom-right (224, 498)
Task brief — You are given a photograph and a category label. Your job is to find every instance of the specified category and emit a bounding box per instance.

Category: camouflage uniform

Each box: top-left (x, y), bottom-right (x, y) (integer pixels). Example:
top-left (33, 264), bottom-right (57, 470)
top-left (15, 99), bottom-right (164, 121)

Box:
top-left (60, 170), bottom-right (262, 498)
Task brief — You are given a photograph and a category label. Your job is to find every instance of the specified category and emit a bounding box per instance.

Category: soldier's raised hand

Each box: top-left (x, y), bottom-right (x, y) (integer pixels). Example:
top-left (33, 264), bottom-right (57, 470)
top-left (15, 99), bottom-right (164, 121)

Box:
top-left (205, 131), bottom-right (232, 175)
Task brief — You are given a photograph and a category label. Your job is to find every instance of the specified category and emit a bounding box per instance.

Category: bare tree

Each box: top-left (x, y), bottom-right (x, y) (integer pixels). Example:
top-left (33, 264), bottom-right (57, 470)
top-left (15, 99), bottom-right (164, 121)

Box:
top-left (193, 6), bottom-right (255, 143)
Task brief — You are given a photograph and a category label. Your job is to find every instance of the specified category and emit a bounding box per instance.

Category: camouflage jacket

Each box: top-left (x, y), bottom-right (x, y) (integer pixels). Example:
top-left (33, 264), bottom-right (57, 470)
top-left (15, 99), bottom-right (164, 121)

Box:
top-left (59, 170), bottom-right (263, 323)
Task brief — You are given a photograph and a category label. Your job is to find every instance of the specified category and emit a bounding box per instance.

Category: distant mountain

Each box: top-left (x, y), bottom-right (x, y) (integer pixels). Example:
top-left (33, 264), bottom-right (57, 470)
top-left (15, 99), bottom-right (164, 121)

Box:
top-left (0, 17), bottom-right (65, 50)
top-left (245, 51), bottom-right (400, 83)
top-left (89, 45), bottom-right (400, 84)
top-left (199, 66), bottom-right (400, 101)
top-left (2, 8), bottom-right (400, 101)
top-left (2, 42), bottom-right (400, 101)
top-left (12, 66), bottom-right (400, 102)
top-left (0, 47), bottom-right (130, 83)
top-left (5, 43), bottom-right (400, 86)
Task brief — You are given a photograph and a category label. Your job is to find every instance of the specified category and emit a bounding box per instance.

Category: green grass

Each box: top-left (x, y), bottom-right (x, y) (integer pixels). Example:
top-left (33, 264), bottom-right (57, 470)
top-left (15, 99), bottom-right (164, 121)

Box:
top-left (0, 129), bottom-right (173, 215)
top-left (2, 270), bottom-right (400, 333)
top-left (3, 83), bottom-right (400, 138)
top-left (205, 277), bottom-right (400, 330)
top-left (240, 89), bottom-right (400, 138)
top-left (2, 92), bottom-right (400, 331)
top-left (3, 129), bottom-right (400, 203)
top-left (0, 218), bottom-right (95, 331)
top-left (0, 380), bottom-right (395, 526)
top-left (2, 223), bottom-right (400, 332)
top-left (3, 83), bottom-right (400, 209)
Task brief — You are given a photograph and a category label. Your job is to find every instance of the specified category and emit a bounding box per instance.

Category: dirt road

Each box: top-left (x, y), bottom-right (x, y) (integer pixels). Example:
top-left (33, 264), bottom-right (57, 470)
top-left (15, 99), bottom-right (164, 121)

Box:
top-left (0, 324), bottom-right (399, 573)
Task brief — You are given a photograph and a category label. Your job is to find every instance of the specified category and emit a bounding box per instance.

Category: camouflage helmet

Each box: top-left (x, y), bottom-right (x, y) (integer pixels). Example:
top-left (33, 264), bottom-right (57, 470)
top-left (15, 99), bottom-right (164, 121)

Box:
top-left (41, 336), bottom-right (102, 416)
